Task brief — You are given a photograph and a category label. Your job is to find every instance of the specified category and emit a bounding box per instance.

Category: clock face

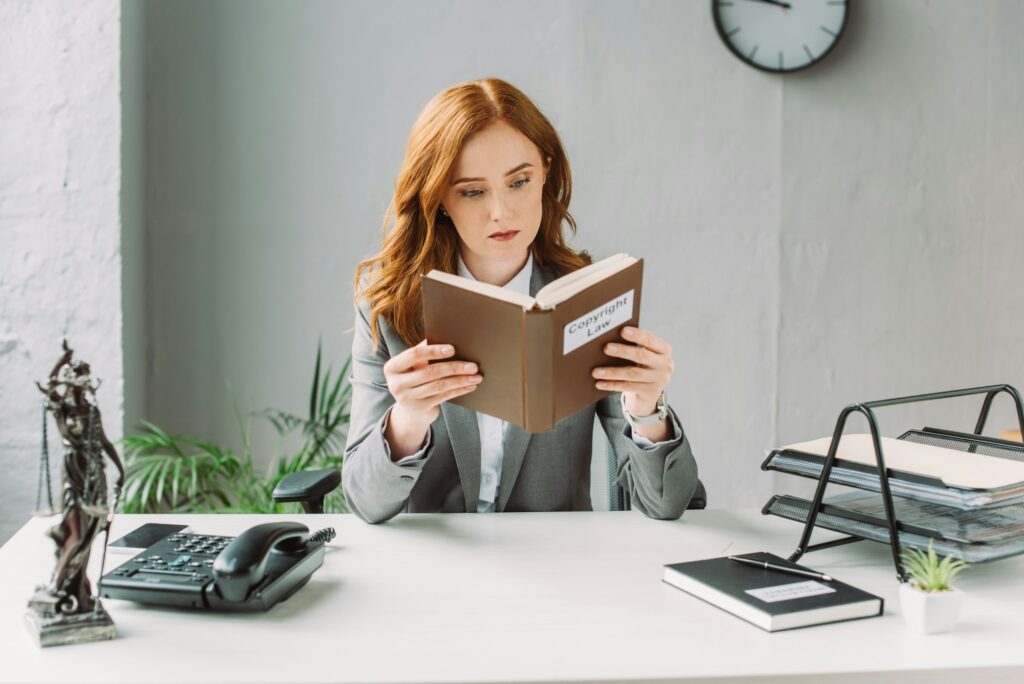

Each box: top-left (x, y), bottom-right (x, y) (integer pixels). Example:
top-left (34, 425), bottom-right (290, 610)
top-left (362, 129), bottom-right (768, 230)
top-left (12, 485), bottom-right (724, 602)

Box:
top-left (712, 0), bottom-right (849, 73)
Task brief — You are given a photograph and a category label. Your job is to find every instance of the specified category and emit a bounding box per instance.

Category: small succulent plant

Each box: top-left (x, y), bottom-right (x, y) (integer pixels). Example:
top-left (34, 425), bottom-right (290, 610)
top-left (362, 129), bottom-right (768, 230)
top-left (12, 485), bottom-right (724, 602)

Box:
top-left (900, 541), bottom-right (968, 592)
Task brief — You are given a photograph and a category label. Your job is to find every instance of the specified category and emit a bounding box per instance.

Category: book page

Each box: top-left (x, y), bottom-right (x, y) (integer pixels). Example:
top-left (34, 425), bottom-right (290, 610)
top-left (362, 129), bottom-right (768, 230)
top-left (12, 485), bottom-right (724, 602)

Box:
top-left (533, 253), bottom-right (637, 309)
top-left (784, 434), bottom-right (1024, 490)
top-left (423, 270), bottom-right (536, 309)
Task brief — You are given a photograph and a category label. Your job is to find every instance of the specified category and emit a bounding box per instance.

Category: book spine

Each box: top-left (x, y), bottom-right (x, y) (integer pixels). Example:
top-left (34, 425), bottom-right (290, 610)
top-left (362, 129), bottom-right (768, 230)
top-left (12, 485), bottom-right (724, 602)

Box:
top-left (523, 309), bottom-right (554, 432)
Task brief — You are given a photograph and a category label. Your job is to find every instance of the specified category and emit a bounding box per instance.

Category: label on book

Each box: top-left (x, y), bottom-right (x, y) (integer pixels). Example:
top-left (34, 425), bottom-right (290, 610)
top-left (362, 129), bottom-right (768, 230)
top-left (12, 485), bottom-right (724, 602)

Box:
top-left (562, 289), bottom-right (635, 355)
top-left (745, 580), bottom-right (836, 604)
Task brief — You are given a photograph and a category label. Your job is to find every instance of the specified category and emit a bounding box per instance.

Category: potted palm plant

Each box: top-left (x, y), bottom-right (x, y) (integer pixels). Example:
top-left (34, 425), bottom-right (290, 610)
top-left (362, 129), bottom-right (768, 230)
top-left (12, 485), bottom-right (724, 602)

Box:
top-left (120, 343), bottom-right (351, 514)
top-left (899, 541), bottom-right (968, 634)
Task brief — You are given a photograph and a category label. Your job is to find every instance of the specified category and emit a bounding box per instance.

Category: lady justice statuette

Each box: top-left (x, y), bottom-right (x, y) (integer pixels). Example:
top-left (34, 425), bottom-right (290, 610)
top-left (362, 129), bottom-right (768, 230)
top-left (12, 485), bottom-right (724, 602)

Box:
top-left (26, 341), bottom-right (125, 647)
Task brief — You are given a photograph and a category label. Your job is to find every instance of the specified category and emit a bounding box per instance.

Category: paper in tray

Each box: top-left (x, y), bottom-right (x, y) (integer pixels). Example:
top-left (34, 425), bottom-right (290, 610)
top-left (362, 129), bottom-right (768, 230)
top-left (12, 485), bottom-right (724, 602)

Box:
top-left (763, 493), bottom-right (1024, 563)
top-left (762, 428), bottom-right (1024, 510)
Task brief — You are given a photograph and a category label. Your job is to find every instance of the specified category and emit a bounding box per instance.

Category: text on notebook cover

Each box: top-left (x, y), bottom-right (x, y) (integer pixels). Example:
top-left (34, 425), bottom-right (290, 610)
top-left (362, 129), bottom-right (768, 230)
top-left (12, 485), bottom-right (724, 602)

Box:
top-left (745, 580), bottom-right (836, 604)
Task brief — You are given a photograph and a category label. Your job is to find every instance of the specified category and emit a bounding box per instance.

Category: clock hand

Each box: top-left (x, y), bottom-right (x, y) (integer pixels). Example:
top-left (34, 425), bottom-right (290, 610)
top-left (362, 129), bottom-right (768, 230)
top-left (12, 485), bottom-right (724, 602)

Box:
top-left (740, 0), bottom-right (792, 8)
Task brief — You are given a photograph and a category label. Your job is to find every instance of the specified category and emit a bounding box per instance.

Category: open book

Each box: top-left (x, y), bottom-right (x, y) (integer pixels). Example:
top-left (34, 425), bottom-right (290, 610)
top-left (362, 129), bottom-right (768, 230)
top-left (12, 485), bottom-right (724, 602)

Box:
top-left (421, 254), bottom-right (643, 432)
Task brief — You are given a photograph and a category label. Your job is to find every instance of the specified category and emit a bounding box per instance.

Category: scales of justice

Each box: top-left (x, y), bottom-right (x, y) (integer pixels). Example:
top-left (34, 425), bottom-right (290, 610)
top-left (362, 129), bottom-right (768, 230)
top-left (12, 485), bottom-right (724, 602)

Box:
top-left (25, 341), bottom-right (125, 647)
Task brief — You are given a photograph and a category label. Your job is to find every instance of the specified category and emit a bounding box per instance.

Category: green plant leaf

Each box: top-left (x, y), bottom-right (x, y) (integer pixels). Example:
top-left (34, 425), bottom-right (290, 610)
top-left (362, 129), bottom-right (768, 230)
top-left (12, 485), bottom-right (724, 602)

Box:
top-left (122, 345), bottom-right (352, 516)
top-left (901, 540), bottom-right (969, 591)
top-left (309, 341), bottom-right (322, 421)
top-left (170, 459), bottom-right (182, 507)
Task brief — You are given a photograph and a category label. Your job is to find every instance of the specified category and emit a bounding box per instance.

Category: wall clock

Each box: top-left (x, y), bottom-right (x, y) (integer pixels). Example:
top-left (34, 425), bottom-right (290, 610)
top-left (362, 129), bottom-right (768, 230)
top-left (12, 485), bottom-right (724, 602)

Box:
top-left (712, 0), bottom-right (849, 73)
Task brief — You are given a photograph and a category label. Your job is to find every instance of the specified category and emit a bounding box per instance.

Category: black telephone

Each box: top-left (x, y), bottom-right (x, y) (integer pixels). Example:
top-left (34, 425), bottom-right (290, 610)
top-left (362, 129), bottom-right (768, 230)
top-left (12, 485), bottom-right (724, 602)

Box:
top-left (99, 522), bottom-right (335, 612)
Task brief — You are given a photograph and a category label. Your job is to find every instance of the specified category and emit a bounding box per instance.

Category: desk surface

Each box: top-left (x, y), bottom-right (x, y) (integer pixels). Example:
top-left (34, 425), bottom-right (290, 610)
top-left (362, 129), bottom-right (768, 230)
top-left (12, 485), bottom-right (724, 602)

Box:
top-left (2, 510), bottom-right (1024, 684)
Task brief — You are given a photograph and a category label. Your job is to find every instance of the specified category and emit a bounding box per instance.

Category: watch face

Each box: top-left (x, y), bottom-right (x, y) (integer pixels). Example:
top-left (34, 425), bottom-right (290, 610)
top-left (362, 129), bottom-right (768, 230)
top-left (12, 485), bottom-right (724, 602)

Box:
top-left (712, 0), bottom-right (849, 74)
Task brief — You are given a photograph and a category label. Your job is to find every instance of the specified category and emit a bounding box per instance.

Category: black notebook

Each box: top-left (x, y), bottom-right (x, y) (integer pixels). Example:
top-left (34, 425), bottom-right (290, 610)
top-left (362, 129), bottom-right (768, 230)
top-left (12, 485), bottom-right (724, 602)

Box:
top-left (662, 552), bottom-right (883, 632)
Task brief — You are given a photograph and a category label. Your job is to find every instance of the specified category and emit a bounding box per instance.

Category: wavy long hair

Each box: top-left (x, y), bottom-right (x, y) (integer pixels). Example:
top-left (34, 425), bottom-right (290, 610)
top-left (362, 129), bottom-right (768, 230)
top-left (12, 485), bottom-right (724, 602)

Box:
top-left (354, 78), bottom-right (591, 347)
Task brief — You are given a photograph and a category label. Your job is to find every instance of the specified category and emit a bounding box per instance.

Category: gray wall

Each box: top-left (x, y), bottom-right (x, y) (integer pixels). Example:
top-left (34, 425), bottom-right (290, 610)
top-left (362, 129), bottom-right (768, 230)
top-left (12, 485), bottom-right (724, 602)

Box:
top-left (141, 0), bottom-right (1024, 514)
top-left (123, 0), bottom-right (146, 468)
top-left (779, 1), bottom-right (1024, 445)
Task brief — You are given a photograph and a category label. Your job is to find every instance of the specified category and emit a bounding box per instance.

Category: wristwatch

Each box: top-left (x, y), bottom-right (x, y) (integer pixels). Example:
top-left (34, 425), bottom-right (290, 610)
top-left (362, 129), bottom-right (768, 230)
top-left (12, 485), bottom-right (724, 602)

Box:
top-left (621, 390), bottom-right (668, 429)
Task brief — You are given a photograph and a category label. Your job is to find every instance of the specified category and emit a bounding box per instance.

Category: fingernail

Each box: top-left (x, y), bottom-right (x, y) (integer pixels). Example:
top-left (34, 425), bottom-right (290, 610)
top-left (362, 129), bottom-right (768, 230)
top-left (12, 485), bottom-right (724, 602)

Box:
top-left (594, 369), bottom-right (606, 377)
top-left (464, 363), bottom-right (476, 372)
top-left (622, 328), bottom-right (634, 338)
top-left (442, 345), bottom-right (453, 355)
top-left (470, 375), bottom-right (483, 383)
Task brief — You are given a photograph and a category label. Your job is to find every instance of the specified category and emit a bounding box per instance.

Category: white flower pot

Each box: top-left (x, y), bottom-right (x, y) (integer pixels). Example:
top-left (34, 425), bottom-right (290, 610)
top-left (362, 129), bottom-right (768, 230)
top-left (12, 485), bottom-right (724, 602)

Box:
top-left (899, 582), bottom-right (963, 634)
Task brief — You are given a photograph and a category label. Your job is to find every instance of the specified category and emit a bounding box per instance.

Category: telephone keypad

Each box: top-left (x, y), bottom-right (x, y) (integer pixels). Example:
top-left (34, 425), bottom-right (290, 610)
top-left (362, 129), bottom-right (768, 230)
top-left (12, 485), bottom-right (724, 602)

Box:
top-left (101, 533), bottom-right (236, 598)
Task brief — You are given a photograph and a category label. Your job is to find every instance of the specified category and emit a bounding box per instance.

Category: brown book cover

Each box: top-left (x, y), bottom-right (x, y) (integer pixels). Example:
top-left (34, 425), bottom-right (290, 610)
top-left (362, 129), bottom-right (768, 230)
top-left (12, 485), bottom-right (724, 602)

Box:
top-left (422, 257), bottom-right (643, 432)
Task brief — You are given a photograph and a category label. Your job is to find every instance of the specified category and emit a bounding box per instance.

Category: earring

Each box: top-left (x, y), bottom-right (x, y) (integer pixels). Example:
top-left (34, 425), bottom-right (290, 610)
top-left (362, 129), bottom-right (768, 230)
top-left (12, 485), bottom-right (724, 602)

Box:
top-left (439, 206), bottom-right (449, 217)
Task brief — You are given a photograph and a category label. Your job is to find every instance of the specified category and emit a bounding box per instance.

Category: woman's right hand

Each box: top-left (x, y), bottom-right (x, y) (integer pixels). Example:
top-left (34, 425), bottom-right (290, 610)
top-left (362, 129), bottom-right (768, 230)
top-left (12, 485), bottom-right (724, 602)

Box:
top-left (382, 341), bottom-right (482, 459)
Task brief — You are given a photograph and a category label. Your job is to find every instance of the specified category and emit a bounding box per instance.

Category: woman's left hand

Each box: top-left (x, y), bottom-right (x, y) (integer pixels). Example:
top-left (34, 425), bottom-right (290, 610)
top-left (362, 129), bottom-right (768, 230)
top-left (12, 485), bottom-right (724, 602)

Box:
top-left (592, 326), bottom-right (674, 417)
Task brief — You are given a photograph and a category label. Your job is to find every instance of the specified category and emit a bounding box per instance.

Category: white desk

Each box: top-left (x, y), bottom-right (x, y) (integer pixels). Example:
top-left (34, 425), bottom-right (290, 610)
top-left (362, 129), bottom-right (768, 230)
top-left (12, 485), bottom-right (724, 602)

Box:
top-left (2, 510), bottom-right (1023, 684)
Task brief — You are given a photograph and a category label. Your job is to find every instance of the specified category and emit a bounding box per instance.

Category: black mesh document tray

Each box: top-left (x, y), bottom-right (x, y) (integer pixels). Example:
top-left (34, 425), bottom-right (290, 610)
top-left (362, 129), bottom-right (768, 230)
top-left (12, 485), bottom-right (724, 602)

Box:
top-left (765, 384), bottom-right (1024, 580)
top-left (762, 427), bottom-right (1024, 510)
top-left (763, 493), bottom-right (1024, 564)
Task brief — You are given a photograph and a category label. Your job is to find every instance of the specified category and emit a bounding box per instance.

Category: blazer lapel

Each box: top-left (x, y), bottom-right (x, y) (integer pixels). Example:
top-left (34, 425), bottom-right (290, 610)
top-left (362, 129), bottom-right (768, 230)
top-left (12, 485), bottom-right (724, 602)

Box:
top-left (528, 259), bottom-right (551, 297)
top-left (441, 402), bottom-right (481, 512)
top-left (496, 261), bottom-right (557, 511)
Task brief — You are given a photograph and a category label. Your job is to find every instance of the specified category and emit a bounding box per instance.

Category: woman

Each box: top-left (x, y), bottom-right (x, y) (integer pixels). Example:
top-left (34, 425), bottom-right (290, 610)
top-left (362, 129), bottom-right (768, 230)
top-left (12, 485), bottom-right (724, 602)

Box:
top-left (343, 78), bottom-right (698, 523)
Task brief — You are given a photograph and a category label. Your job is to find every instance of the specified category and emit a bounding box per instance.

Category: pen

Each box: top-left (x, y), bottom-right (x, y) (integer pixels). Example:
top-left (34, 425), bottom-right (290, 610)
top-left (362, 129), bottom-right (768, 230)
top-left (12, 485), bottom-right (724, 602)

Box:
top-left (728, 556), bottom-right (834, 582)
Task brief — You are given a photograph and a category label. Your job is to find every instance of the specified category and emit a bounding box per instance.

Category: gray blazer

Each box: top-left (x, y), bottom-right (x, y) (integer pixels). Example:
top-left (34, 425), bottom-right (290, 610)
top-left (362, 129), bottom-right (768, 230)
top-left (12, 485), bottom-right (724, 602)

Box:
top-left (342, 264), bottom-right (700, 523)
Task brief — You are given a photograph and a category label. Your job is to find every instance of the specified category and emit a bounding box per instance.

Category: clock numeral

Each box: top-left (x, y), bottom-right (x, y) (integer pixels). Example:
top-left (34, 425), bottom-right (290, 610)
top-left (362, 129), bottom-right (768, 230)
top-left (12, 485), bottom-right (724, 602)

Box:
top-left (821, 26), bottom-right (838, 38)
top-left (778, 51), bottom-right (783, 70)
top-left (803, 44), bottom-right (814, 61)
top-left (726, 27), bottom-right (741, 38)
top-left (748, 45), bottom-right (759, 60)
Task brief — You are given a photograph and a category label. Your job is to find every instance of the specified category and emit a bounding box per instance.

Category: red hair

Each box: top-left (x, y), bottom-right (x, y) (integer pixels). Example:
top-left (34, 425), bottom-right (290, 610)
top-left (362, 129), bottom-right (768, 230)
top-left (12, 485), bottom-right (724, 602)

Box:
top-left (355, 78), bottom-right (591, 347)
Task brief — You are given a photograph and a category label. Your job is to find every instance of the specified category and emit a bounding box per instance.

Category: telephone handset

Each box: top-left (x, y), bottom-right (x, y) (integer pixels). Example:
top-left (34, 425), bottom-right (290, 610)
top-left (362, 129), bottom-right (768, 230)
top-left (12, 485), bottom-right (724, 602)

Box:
top-left (100, 522), bottom-right (336, 612)
top-left (211, 522), bottom-right (308, 601)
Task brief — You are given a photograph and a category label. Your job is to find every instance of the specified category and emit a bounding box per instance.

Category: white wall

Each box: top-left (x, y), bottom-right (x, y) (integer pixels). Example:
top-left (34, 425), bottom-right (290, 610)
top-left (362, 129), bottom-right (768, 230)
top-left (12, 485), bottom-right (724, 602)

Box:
top-left (0, 0), bottom-right (124, 543)
top-left (141, 0), bottom-right (1024, 515)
